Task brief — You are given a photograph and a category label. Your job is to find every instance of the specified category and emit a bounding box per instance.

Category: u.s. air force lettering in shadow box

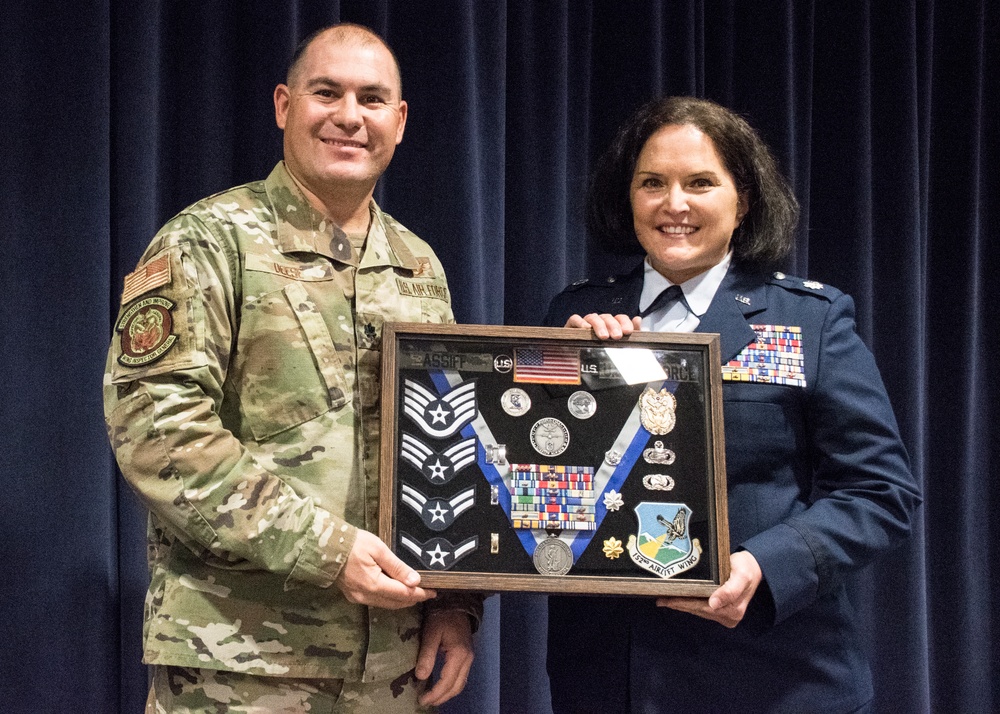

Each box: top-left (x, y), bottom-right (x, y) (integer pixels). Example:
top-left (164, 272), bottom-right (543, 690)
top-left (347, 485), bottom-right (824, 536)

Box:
top-left (378, 323), bottom-right (729, 597)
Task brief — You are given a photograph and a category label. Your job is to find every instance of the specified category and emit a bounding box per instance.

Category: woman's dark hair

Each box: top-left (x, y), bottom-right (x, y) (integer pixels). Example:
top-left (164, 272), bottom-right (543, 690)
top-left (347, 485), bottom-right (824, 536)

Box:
top-left (586, 96), bottom-right (799, 268)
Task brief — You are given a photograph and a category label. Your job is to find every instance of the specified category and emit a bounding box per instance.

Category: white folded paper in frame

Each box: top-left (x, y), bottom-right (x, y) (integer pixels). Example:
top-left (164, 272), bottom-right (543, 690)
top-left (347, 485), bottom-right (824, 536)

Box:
top-left (603, 347), bottom-right (667, 385)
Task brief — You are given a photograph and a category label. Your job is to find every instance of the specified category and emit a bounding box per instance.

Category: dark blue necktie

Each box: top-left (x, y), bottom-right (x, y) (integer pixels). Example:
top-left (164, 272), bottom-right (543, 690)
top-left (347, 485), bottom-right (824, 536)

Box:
top-left (639, 284), bottom-right (685, 318)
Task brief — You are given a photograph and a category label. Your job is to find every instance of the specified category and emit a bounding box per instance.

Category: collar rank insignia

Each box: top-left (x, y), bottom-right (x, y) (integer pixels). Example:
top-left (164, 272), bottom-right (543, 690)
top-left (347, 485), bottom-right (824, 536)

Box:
top-left (626, 502), bottom-right (701, 578)
top-left (722, 324), bottom-right (806, 387)
top-left (403, 379), bottom-right (478, 439)
top-left (400, 484), bottom-right (476, 531)
top-left (400, 434), bottom-right (477, 484)
top-left (399, 532), bottom-right (478, 570)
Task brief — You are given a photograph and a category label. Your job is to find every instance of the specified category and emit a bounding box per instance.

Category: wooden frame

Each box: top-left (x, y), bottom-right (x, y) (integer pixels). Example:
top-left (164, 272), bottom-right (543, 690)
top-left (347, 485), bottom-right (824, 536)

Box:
top-left (379, 323), bottom-right (730, 596)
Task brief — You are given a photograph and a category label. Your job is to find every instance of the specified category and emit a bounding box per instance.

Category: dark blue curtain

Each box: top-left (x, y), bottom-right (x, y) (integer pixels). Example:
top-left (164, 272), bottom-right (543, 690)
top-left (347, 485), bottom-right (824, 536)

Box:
top-left (3, 1), bottom-right (997, 712)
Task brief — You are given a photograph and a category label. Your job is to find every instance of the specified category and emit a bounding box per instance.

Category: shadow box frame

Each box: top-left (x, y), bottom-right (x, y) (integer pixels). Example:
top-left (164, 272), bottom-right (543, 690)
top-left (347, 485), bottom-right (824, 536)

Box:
top-left (378, 323), bottom-right (730, 597)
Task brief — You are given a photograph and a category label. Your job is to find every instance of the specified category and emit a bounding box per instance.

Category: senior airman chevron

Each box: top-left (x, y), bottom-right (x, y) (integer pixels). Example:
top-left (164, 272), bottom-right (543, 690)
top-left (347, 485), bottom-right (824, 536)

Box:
top-left (400, 483), bottom-right (476, 531)
top-left (722, 324), bottom-right (807, 387)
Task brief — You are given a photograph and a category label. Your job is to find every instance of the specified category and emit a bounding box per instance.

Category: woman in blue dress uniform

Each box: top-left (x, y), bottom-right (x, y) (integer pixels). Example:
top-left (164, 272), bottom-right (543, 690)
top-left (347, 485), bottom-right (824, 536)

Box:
top-left (544, 97), bottom-right (921, 714)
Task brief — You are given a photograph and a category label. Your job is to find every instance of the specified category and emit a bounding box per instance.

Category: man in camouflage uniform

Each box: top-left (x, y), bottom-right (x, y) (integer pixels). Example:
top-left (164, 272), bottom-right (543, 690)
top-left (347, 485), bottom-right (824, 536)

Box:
top-left (104, 23), bottom-right (478, 712)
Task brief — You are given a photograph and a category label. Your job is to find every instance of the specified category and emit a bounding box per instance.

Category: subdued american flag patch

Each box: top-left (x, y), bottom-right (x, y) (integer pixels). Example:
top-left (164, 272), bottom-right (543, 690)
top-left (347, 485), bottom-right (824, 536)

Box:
top-left (121, 255), bottom-right (171, 304)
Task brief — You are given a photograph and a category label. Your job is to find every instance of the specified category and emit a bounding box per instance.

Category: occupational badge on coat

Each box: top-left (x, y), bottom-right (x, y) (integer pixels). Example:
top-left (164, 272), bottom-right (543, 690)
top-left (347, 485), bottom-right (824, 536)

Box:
top-left (116, 296), bottom-right (177, 366)
top-left (626, 502), bottom-right (701, 578)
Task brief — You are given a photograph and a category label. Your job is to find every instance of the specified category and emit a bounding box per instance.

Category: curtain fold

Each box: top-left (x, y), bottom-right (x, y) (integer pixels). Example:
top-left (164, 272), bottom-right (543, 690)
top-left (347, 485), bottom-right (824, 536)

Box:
top-left (3, 1), bottom-right (997, 711)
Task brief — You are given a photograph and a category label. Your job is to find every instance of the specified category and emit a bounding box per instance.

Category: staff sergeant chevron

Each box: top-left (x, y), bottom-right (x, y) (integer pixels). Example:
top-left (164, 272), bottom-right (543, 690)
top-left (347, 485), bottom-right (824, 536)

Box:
top-left (403, 379), bottom-right (478, 439)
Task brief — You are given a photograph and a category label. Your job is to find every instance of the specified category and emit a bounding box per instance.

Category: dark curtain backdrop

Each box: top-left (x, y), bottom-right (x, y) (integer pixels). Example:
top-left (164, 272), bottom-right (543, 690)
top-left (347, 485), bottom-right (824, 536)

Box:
top-left (2, 1), bottom-right (996, 712)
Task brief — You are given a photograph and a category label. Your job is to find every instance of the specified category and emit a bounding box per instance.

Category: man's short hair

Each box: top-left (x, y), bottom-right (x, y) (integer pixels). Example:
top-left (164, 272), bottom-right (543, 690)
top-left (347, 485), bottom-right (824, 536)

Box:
top-left (285, 23), bottom-right (403, 96)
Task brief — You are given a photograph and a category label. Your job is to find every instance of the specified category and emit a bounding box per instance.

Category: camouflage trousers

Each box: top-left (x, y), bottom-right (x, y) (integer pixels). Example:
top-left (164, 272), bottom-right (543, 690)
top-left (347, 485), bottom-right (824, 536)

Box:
top-left (146, 665), bottom-right (436, 713)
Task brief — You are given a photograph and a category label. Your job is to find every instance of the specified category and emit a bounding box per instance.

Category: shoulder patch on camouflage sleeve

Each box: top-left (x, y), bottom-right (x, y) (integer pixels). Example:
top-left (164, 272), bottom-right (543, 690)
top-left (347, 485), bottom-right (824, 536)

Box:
top-left (116, 296), bottom-right (178, 366)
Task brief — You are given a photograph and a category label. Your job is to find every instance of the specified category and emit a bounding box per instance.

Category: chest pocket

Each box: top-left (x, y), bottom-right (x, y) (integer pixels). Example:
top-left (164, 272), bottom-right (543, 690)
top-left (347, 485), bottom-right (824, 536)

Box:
top-left (233, 270), bottom-right (350, 442)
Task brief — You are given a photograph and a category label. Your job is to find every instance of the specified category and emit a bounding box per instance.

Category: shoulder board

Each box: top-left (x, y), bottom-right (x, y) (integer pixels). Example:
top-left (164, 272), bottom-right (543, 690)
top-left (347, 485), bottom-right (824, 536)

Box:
top-left (766, 271), bottom-right (842, 301)
top-left (562, 275), bottom-right (625, 293)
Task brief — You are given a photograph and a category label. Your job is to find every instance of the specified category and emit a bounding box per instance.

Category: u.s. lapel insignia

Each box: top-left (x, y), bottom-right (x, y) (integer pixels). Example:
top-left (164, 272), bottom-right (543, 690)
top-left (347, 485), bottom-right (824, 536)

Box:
top-left (626, 503), bottom-right (701, 578)
top-left (399, 532), bottom-right (478, 570)
top-left (403, 379), bottom-right (478, 439)
top-left (639, 387), bottom-right (677, 435)
top-left (400, 484), bottom-right (476, 531)
top-left (399, 433), bottom-right (477, 484)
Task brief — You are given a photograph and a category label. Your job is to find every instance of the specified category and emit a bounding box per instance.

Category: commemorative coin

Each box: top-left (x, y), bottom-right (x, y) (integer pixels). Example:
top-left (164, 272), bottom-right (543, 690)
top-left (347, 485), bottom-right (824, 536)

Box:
top-left (566, 390), bottom-right (597, 419)
top-left (530, 417), bottom-right (570, 457)
top-left (501, 387), bottom-right (531, 416)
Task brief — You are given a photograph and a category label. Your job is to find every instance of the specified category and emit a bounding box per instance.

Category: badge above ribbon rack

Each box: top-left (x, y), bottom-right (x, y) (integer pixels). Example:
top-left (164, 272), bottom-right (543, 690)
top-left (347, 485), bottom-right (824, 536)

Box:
top-left (379, 323), bottom-right (730, 597)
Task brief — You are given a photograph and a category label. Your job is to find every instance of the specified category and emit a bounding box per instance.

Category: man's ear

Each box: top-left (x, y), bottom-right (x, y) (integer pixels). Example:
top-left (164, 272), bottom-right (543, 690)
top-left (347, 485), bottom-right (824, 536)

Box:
top-left (274, 84), bottom-right (290, 130)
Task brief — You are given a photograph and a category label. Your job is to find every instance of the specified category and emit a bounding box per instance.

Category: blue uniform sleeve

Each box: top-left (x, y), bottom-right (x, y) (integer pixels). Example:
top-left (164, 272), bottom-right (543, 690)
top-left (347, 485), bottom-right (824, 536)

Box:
top-left (741, 293), bottom-right (921, 624)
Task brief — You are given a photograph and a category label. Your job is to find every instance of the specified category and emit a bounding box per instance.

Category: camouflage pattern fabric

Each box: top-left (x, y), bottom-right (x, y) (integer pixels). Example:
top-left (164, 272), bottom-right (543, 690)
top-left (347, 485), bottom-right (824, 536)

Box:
top-left (105, 162), bottom-right (473, 683)
top-left (146, 664), bottom-right (435, 713)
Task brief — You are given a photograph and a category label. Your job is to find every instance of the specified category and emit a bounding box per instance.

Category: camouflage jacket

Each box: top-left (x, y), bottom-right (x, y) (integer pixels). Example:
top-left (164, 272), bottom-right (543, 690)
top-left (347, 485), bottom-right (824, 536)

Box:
top-left (104, 162), bottom-right (470, 681)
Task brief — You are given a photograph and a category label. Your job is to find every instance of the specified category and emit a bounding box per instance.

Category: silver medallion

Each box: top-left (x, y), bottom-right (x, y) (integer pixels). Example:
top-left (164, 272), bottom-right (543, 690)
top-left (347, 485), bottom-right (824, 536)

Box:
top-left (604, 449), bottom-right (622, 466)
top-left (533, 537), bottom-right (573, 575)
top-left (639, 387), bottom-right (677, 435)
top-left (501, 387), bottom-right (532, 416)
top-left (643, 440), bottom-right (676, 465)
top-left (566, 391), bottom-right (597, 420)
top-left (530, 417), bottom-right (570, 457)
top-left (642, 473), bottom-right (676, 491)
